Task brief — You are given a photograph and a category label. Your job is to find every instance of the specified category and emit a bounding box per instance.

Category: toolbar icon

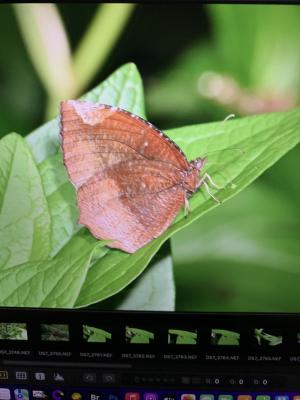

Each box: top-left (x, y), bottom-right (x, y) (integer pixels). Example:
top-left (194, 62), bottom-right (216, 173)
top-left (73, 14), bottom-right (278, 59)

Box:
top-left (34, 372), bottom-right (46, 381)
top-left (181, 395), bottom-right (195, 400)
top-left (125, 394), bottom-right (140, 400)
top-left (32, 391), bottom-right (48, 399)
top-left (90, 395), bottom-right (101, 400)
top-left (51, 390), bottom-right (65, 400)
top-left (53, 372), bottom-right (64, 382)
top-left (102, 373), bottom-right (116, 384)
top-left (83, 372), bottom-right (96, 383)
top-left (15, 372), bottom-right (27, 380)
top-left (238, 396), bottom-right (252, 400)
top-left (108, 395), bottom-right (118, 400)
top-left (181, 377), bottom-right (190, 385)
top-left (200, 395), bottom-right (214, 400)
top-left (71, 393), bottom-right (82, 400)
top-left (0, 388), bottom-right (11, 400)
top-left (14, 389), bottom-right (29, 400)
top-left (162, 396), bottom-right (175, 400)
top-left (144, 394), bottom-right (158, 400)
top-left (256, 396), bottom-right (270, 400)
top-left (0, 371), bottom-right (8, 380)
top-left (218, 396), bottom-right (233, 400)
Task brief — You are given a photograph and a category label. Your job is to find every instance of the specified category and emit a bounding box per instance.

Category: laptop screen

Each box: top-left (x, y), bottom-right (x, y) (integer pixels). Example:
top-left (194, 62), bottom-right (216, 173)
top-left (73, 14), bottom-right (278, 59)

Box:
top-left (0, 308), bottom-right (299, 400)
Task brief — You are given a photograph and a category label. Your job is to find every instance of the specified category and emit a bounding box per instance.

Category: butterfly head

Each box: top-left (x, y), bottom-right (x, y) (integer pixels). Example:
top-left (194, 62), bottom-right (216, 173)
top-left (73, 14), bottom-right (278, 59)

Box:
top-left (183, 157), bottom-right (207, 194)
top-left (190, 156), bottom-right (207, 172)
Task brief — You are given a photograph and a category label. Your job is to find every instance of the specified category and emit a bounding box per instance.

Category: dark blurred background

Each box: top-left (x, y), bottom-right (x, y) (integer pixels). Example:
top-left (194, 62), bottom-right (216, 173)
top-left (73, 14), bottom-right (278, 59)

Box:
top-left (1, 4), bottom-right (299, 311)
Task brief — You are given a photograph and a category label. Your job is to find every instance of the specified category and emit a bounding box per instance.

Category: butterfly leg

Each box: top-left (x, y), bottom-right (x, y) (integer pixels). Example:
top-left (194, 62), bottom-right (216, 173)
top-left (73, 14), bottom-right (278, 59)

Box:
top-left (198, 172), bottom-right (221, 203)
top-left (202, 172), bottom-right (222, 190)
top-left (203, 181), bottom-right (221, 204)
top-left (184, 194), bottom-right (190, 217)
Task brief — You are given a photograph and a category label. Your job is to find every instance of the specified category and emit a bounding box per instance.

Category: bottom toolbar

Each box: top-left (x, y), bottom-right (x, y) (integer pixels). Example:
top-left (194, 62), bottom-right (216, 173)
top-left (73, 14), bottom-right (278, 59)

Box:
top-left (0, 387), bottom-right (300, 400)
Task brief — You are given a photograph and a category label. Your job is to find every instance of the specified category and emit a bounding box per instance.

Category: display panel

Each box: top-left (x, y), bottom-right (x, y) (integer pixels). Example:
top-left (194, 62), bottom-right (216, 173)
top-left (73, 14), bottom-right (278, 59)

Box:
top-left (0, 4), bottom-right (300, 314)
top-left (0, 308), bottom-right (300, 398)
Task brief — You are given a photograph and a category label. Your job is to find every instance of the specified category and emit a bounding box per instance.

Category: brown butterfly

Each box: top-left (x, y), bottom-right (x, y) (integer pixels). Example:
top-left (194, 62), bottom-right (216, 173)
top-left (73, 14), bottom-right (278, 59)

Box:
top-left (60, 100), bottom-right (220, 253)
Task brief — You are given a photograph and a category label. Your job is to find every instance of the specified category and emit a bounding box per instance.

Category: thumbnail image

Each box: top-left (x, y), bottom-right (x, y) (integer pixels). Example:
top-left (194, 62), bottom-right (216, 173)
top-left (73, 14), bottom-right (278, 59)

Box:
top-left (254, 328), bottom-right (282, 346)
top-left (168, 329), bottom-right (197, 345)
top-left (125, 326), bottom-right (154, 344)
top-left (41, 324), bottom-right (69, 341)
top-left (211, 329), bottom-right (240, 345)
top-left (0, 322), bottom-right (28, 340)
top-left (83, 325), bottom-right (112, 343)
top-left (297, 333), bottom-right (300, 344)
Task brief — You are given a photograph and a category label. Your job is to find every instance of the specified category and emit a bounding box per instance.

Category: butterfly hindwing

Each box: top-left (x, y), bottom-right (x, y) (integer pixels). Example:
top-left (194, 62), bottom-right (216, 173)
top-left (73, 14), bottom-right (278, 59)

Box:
top-left (77, 160), bottom-right (186, 253)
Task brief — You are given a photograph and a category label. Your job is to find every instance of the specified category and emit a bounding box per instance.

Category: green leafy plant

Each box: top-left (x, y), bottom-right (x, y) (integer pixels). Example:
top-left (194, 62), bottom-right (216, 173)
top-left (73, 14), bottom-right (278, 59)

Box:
top-left (211, 329), bottom-right (240, 345)
top-left (0, 63), bottom-right (300, 309)
top-left (0, 323), bottom-right (28, 340)
top-left (40, 324), bottom-right (69, 341)
top-left (83, 325), bottom-right (112, 343)
top-left (254, 328), bottom-right (282, 346)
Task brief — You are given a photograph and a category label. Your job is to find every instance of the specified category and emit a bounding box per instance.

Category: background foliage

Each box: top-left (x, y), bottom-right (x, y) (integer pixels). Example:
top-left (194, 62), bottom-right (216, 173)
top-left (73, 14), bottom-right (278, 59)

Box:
top-left (0, 4), bottom-right (299, 311)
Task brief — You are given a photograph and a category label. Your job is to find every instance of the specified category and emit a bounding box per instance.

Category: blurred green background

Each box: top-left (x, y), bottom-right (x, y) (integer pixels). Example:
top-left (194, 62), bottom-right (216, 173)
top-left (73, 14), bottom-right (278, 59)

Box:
top-left (0, 4), bottom-right (299, 312)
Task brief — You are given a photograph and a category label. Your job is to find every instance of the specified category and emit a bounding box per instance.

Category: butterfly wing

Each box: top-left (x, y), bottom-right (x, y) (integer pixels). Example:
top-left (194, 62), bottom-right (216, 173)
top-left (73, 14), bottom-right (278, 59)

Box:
top-left (77, 159), bottom-right (186, 253)
top-left (60, 100), bottom-right (189, 189)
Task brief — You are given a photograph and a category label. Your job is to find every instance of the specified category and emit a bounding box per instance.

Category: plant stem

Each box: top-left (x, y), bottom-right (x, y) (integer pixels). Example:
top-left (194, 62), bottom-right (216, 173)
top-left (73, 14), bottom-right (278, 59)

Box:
top-left (73, 3), bottom-right (135, 95)
top-left (13, 4), bottom-right (77, 119)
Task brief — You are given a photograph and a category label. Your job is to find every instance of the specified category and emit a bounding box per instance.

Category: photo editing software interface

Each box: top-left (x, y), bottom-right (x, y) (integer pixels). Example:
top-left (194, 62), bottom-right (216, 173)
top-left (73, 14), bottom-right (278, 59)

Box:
top-left (0, 309), bottom-right (300, 400)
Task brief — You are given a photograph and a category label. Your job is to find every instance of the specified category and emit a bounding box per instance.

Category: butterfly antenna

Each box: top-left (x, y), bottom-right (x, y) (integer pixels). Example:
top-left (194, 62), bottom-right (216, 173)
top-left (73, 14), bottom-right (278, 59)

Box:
top-left (184, 195), bottom-right (191, 218)
top-left (223, 113), bottom-right (235, 122)
top-left (204, 147), bottom-right (245, 157)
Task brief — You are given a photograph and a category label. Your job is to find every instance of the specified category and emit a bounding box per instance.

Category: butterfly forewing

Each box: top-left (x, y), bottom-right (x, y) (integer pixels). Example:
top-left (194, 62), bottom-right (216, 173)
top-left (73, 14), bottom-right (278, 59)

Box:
top-left (61, 100), bottom-right (189, 189)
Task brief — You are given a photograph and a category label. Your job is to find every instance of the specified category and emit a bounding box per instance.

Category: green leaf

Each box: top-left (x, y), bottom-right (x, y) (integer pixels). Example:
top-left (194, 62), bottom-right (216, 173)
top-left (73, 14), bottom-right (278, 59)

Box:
top-left (75, 239), bottom-right (166, 307)
top-left (112, 254), bottom-right (175, 311)
top-left (83, 244), bottom-right (175, 311)
top-left (167, 109), bottom-right (300, 210)
top-left (73, 110), bottom-right (300, 307)
top-left (0, 133), bottom-right (51, 268)
top-left (0, 230), bottom-right (106, 308)
top-left (38, 153), bottom-right (79, 256)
